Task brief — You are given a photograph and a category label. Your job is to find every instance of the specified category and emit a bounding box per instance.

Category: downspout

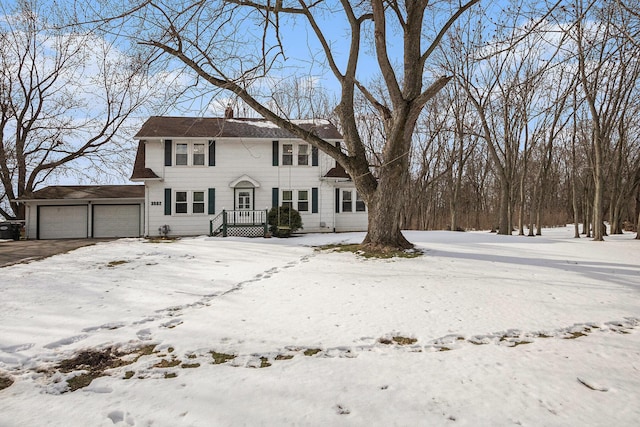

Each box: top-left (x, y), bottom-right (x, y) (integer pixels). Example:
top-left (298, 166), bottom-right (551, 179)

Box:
top-left (145, 185), bottom-right (150, 237)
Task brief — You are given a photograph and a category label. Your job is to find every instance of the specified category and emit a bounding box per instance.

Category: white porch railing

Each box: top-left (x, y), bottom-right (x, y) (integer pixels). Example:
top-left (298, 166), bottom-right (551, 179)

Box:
top-left (210, 209), bottom-right (269, 237)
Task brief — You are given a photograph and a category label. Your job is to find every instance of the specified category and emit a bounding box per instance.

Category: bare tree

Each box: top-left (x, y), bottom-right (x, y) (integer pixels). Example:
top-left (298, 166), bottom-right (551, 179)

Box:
top-left (0, 1), bottom-right (154, 220)
top-left (567, 0), bottom-right (640, 240)
top-left (95, 0), bottom-right (480, 251)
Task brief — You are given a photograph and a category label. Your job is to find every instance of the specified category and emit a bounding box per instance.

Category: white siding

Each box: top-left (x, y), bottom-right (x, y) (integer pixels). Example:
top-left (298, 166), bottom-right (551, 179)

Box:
top-left (143, 137), bottom-right (368, 236)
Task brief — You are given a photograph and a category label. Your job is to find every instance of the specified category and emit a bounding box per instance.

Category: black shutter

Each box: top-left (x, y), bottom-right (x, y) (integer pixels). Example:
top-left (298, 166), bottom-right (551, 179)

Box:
top-left (208, 188), bottom-right (215, 214)
top-left (312, 146), bottom-right (318, 166)
top-left (312, 187), bottom-right (318, 213)
top-left (272, 141), bottom-right (279, 166)
top-left (164, 140), bottom-right (172, 166)
top-left (164, 188), bottom-right (172, 215)
top-left (272, 188), bottom-right (279, 208)
top-left (208, 140), bottom-right (216, 166)
top-left (335, 188), bottom-right (340, 213)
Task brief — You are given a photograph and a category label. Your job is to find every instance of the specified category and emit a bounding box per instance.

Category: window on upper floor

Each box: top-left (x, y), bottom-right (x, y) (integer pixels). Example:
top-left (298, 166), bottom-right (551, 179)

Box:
top-left (173, 142), bottom-right (208, 166)
top-left (298, 144), bottom-right (309, 166)
top-left (282, 144), bottom-right (293, 166)
top-left (193, 143), bottom-right (205, 166)
top-left (279, 142), bottom-right (312, 166)
top-left (176, 144), bottom-right (188, 166)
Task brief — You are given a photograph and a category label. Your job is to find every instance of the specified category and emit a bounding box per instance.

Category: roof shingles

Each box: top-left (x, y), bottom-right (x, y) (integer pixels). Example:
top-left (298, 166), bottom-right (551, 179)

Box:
top-left (134, 116), bottom-right (343, 140)
top-left (22, 185), bottom-right (144, 200)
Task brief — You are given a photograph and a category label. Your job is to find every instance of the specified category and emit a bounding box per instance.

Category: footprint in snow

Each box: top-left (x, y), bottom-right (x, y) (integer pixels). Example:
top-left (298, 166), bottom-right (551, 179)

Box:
top-left (107, 410), bottom-right (135, 425)
top-left (43, 334), bottom-right (88, 349)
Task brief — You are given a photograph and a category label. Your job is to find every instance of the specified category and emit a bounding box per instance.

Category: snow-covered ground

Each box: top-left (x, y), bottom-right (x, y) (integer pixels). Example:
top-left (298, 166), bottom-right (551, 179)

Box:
top-left (1, 227), bottom-right (639, 426)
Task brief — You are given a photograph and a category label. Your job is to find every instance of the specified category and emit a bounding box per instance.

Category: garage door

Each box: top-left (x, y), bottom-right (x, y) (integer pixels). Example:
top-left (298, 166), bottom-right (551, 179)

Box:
top-left (39, 205), bottom-right (88, 239)
top-left (92, 205), bottom-right (140, 238)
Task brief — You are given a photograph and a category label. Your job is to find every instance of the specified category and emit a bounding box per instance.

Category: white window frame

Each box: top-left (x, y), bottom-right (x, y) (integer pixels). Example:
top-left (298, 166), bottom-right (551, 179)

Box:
top-left (297, 190), bottom-right (309, 212)
top-left (339, 190), bottom-right (366, 213)
top-left (355, 192), bottom-right (366, 212)
top-left (282, 190), bottom-right (293, 209)
top-left (281, 142), bottom-right (310, 167)
top-left (174, 142), bottom-right (207, 167)
top-left (174, 190), bottom-right (207, 215)
top-left (193, 143), bottom-right (206, 166)
top-left (281, 189), bottom-right (310, 213)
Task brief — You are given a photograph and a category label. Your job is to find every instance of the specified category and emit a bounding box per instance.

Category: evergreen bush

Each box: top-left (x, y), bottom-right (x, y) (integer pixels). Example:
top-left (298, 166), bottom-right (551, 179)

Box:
top-left (268, 206), bottom-right (303, 237)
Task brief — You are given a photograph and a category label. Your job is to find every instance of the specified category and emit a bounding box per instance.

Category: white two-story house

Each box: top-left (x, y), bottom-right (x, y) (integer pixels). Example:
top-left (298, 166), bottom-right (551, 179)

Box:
top-left (131, 114), bottom-right (368, 237)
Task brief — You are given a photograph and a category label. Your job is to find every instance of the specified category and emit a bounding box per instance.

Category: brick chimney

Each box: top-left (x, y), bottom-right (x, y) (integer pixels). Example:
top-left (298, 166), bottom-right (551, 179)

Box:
top-left (224, 105), bottom-right (234, 119)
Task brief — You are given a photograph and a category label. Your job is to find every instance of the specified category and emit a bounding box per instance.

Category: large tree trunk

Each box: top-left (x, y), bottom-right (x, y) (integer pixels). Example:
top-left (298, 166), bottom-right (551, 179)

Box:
top-left (363, 190), bottom-right (412, 250)
top-left (592, 139), bottom-right (605, 241)
top-left (361, 125), bottom-right (414, 250)
top-left (498, 181), bottom-right (512, 235)
top-left (571, 173), bottom-right (581, 238)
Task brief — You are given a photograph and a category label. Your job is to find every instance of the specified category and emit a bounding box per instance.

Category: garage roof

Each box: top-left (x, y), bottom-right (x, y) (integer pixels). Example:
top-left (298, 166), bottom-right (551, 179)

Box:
top-left (19, 185), bottom-right (144, 201)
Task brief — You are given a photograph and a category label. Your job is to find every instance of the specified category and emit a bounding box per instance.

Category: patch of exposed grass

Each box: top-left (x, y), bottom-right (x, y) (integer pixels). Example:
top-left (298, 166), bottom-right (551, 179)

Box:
top-left (124, 371), bottom-right (134, 379)
top-left (259, 357), bottom-right (271, 368)
top-left (303, 348), bottom-right (322, 356)
top-left (210, 351), bottom-right (236, 365)
top-left (564, 331), bottom-right (587, 340)
top-left (316, 244), bottom-right (422, 259)
top-left (107, 260), bottom-right (129, 267)
top-left (164, 372), bottom-right (177, 379)
top-left (0, 375), bottom-right (14, 391)
top-left (438, 347), bottom-right (451, 352)
top-left (154, 358), bottom-right (181, 368)
top-left (275, 354), bottom-right (294, 361)
top-left (392, 336), bottom-right (417, 345)
top-left (181, 363), bottom-right (200, 369)
top-left (55, 346), bottom-right (158, 392)
top-left (67, 372), bottom-right (103, 392)
top-left (58, 349), bottom-right (128, 374)
top-left (378, 336), bottom-right (417, 345)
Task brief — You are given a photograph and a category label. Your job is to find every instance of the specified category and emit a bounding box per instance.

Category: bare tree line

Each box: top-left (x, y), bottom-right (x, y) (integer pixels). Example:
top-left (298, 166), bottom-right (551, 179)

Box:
top-left (393, 0), bottom-right (640, 239)
top-left (1, 0), bottom-right (639, 243)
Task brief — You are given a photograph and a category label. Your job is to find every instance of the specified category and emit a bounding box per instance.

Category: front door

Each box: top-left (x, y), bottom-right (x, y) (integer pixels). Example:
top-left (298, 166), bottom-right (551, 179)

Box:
top-left (236, 189), bottom-right (253, 210)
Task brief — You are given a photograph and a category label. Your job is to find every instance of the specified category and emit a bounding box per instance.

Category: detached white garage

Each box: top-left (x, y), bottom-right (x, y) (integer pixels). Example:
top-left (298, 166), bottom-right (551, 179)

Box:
top-left (19, 185), bottom-right (144, 240)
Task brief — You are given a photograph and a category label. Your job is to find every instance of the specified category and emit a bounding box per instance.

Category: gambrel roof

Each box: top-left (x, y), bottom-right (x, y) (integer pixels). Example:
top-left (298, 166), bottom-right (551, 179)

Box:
top-left (134, 117), bottom-right (343, 140)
